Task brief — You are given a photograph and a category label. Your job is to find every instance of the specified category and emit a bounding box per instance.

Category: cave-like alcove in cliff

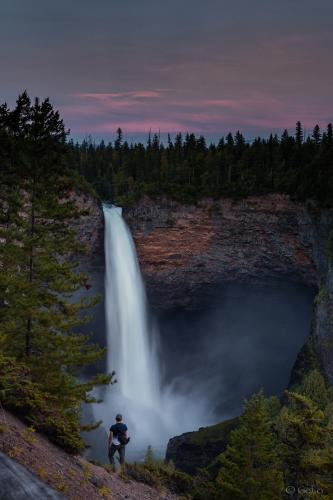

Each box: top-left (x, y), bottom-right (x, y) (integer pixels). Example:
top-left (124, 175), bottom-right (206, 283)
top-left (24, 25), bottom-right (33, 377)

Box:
top-left (83, 261), bottom-right (316, 423)
top-left (155, 279), bottom-right (315, 420)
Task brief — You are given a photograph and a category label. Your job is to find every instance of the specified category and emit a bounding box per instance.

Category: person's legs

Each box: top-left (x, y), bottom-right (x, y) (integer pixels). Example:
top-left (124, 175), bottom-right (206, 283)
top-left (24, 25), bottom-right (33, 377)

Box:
top-left (108, 444), bottom-right (118, 472)
top-left (118, 445), bottom-right (125, 466)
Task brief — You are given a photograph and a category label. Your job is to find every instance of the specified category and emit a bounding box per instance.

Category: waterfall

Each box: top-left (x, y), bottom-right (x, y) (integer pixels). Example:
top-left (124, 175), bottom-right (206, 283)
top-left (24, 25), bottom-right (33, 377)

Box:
top-left (97, 203), bottom-right (213, 460)
top-left (103, 204), bottom-right (160, 411)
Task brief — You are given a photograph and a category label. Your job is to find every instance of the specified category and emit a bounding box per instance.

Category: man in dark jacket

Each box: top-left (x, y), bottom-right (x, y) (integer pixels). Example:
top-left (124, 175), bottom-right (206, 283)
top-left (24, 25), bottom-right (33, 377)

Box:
top-left (108, 414), bottom-right (128, 471)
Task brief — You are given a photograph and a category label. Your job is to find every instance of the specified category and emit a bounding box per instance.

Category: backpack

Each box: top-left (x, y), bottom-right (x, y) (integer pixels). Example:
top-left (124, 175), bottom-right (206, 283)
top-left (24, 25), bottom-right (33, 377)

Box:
top-left (110, 424), bottom-right (129, 446)
top-left (118, 432), bottom-right (129, 445)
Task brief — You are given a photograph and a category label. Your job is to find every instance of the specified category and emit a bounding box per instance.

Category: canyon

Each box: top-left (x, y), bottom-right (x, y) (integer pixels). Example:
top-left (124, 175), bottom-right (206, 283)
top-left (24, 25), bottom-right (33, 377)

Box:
top-left (120, 195), bottom-right (332, 383)
top-left (81, 192), bottom-right (333, 472)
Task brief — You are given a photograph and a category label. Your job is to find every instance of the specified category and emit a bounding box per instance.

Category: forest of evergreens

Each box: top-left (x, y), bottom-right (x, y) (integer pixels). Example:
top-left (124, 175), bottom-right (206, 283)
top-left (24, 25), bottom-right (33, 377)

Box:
top-left (70, 122), bottom-right (333, 207)
top-left (126, 370), bottom-right (333, 499)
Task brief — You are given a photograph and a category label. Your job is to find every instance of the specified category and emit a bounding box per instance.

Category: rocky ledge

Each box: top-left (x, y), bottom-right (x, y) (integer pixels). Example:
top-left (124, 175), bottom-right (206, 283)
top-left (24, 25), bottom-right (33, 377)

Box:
top-left (165, 418), bottom-right (238, 475)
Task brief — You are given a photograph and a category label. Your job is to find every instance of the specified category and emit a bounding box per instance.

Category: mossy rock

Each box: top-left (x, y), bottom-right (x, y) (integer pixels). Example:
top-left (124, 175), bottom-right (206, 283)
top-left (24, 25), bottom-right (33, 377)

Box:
top-left (166, 417), bottom-right (239, 475)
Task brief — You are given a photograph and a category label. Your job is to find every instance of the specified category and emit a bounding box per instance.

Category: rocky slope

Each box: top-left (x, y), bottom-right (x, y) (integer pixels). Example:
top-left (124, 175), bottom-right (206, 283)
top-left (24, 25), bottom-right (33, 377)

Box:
top-left (0, 409), bottom-right (177, 500)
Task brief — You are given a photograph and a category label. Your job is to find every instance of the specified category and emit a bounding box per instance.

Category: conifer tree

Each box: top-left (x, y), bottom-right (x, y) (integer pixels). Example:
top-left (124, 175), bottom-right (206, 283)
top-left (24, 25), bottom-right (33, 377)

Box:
top-left (312, 124), bottom-right (321, 146)
top-left (278, 373), bottom-right (333, 499)
top-left (326, 123), bottom-right (333, 146)
top-left (217, 391), bottom-right (283, 500)
top-left (144, 445), bottom-right (155, 466)
top-left (0, 93), bottom-right (111, 451)
top-left (295, 121), bottom-right (304, 147)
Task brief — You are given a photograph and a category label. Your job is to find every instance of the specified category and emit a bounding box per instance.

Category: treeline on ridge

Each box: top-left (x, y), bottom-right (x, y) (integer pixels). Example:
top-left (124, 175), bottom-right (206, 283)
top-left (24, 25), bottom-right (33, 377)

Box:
top-left (69, 123), bottom-right (333, 206)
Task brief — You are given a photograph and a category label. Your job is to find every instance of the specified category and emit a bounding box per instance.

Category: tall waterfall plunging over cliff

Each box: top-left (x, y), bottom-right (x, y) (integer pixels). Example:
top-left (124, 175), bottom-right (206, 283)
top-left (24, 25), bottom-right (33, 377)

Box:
top-left (94, 204), bottom-right (213, 460)
top-left (104, 205), bottom-right (160, 410)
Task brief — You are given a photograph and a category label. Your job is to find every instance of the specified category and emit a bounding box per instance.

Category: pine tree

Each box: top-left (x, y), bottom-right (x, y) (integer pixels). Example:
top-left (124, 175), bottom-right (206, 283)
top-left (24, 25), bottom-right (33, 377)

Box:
top-left (295, 121), bottom-right (304, 147)
top-left (312, 125), bottom-right (321, 146)
top-left (278, 381), bottom-right (333, 499)
top-left (217, 391), bottom-right (283, 500)
top-left (0, 93), bottom-right (111, 452)
top-left (326, 123), bottom-right (333, 146)
top-left (114, 127), bottom-right (123, 150)
top-left (144, 445), bottom-right (155, 466)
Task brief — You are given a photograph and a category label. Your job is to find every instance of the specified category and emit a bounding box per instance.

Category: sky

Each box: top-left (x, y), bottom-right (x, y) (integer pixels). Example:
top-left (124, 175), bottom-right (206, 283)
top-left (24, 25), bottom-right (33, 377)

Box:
top-left (1, 0), bottom-right (332, 143)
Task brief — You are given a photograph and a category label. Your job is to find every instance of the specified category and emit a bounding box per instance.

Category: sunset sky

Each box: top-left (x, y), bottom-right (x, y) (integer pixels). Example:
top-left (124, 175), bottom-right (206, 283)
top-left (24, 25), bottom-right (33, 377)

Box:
top-left (1, 0), bottom-right (332, 142)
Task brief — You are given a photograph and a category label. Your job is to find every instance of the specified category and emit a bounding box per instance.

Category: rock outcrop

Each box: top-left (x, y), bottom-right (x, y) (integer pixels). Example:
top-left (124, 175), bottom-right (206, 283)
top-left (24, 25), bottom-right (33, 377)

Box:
top-left (165, 418), bottom-right (238, 475)
top-left (71, 191), bottom-right (103, 255)
top-left (0, 451), bottom-right (65, 499)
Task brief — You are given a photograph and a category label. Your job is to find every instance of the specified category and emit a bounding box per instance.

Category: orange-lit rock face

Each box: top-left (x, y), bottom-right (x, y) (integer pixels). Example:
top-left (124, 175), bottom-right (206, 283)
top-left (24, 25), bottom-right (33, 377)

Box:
top-left (125, 195), bottom-right (318, 310)
top-left (124, 195), bottom-right (333, 383)
top-left (134, 209), bottom-right (214, 276)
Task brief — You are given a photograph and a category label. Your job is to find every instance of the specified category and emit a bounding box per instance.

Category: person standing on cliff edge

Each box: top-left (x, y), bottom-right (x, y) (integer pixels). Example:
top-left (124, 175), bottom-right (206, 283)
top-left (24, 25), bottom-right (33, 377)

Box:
top-left (108, 414), bottom-right (129, 471)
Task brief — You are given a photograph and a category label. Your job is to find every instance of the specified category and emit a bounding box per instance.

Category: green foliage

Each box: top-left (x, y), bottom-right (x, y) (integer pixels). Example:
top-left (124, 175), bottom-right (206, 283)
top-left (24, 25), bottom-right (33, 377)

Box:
top-left (216, 391), bottom-right (283, 500)
top-left (144, 445), bottom-right (155, 465)
top-left (122, 376), bottom-right (333, 499)
top-left (189, 417), bottom-right (238, 446)
top-left (315, 284), bottom-right (329, 305)
top-left (0, 93), bottom-right (112, 452)
top-left (288, 335), bottom-right (324, 390)
top-left (69, 123), bottom-right (333, 207)
top-left (277, 372), bottom-right (333, 498)
top-left (123, 460), bottom-right (194, 496)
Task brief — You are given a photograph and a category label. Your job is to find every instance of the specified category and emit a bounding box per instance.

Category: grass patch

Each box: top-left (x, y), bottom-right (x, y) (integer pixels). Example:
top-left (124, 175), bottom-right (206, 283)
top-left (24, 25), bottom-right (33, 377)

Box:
top-left (188, 417), bottom-right (239, 446)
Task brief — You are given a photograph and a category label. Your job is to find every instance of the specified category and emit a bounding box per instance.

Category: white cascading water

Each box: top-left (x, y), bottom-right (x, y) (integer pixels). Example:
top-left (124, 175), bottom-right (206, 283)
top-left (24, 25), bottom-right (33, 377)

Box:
top-left (95, 203), bottom-right (214, 459)
top-left (104, 205), bottom-right (160, 410)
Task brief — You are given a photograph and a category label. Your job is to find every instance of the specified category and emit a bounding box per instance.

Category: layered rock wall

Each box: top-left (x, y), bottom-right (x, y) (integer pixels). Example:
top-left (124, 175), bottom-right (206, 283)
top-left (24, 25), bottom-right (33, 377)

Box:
top-left (123, 195), bottom-right (333, 383)
top-left (124, 195), bottom-right (317, 305)
top-left (85, 193), bottom-right (333, 382)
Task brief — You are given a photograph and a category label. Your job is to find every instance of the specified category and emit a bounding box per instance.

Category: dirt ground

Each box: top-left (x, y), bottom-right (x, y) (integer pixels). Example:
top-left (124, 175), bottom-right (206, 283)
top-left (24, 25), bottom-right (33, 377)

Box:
top-left (0, 408), bottom-right (177, 500)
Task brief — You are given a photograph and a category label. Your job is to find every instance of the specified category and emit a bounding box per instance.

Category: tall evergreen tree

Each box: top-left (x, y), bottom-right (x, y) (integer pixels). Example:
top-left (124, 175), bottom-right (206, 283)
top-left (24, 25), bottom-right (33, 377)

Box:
top-left (0, 93), bottom-right (111, 452)
top-left (312, 124), bottom-right (321, 146)
top-left (217, 392), bottom-right (283, 500)
top-left (295, 121), bottom-right (304, 147)
top-left (278, 372), bottom-right (333, 499)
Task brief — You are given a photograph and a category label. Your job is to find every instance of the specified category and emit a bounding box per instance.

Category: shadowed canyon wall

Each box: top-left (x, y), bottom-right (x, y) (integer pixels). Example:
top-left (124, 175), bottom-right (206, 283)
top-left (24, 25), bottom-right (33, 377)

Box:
top-left (122, 195), bottom-right (333, 384)
top-left (79, 192), bottom-right (333, 384)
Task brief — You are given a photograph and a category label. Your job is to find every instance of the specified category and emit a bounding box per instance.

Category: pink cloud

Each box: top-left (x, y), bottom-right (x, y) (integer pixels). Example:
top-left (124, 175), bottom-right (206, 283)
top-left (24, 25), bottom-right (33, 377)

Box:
top-left (76, 89), bottom-right (169, 100)
top-left (76, 119), bottom-right (189, 134)
top-left (62, 88), bottom-right (332, 137)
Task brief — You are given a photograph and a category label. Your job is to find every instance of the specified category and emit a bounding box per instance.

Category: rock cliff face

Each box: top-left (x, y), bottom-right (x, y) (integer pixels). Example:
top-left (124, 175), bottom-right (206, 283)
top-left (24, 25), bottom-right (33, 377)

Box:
top-left (123, 195), bottom-right (333, 384)
top-left (71, 192), bottom-right (103, 255)
top-left (124, 195), bottom-right (317, 309)
top-left (85, 193), bottom-right (333, 473)
top-left (165, 418), bottom-right (238, 475)
top-left (124, 194), bottom-right (333, 474)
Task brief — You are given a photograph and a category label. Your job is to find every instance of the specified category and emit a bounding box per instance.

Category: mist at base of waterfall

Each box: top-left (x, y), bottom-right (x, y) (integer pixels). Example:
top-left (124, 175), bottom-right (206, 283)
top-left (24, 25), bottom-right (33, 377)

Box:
top-left (84, 278), bottom-right (314, 464)
top-left (86, 369), bottom-right (216, 463)
top-left (97, 205), bottom-right (216, 464)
